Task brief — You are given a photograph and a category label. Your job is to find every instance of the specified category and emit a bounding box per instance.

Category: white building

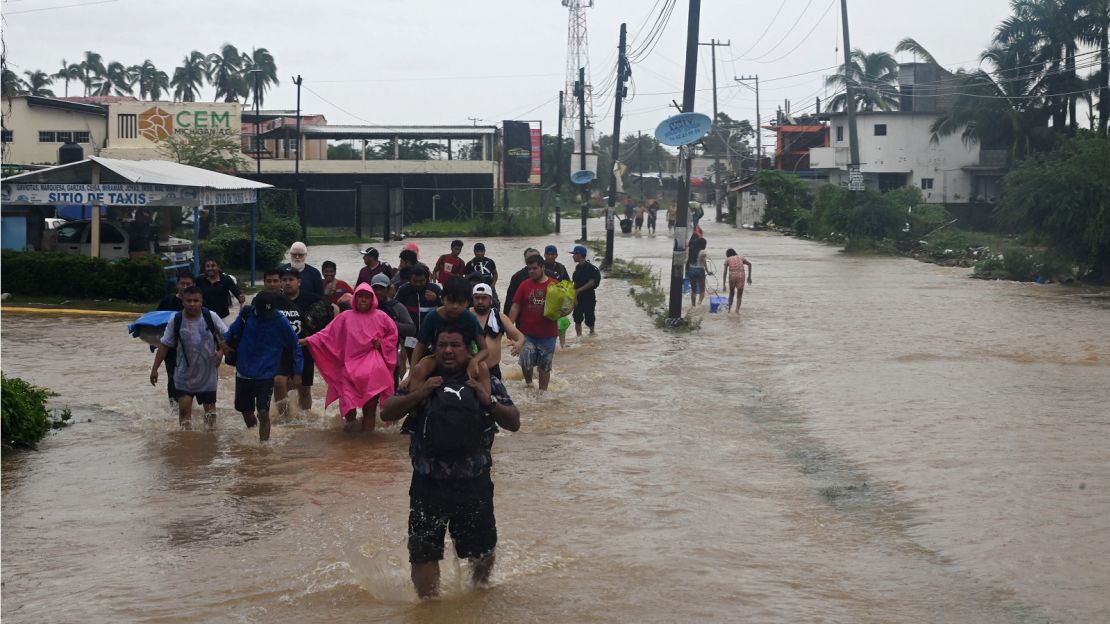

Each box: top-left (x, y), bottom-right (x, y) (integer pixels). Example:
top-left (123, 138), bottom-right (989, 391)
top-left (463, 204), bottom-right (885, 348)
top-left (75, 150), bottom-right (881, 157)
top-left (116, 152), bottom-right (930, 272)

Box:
top-left (807, 63), bottom-right (1006, 205)
top-left (1, 96), bottom-right (108, 165)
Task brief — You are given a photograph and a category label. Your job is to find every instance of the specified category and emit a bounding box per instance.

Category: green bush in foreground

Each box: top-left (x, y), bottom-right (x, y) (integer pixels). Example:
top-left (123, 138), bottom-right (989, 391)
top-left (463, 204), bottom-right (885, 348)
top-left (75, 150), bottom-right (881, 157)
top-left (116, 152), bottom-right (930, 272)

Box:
top-left (1, 374), bottom-right (71, 450)
top-left (199, 229), bottom-right (285, 269)
top-left (0, 251), bottom-right (164, 301)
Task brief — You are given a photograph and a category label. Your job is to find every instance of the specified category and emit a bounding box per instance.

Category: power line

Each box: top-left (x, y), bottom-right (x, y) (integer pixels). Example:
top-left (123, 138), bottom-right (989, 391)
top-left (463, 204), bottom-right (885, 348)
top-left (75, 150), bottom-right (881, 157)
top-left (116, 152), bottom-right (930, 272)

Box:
top-left (739, 0), bottom-right (819, 61)
top-left (311, 72), bottom-right (563, 84)
top-left (745, 0), bottom-right (838, 65)
top-left (2, 0), bottom-right (118, 14)
top-left (732, 1), bottom-right (790, 59)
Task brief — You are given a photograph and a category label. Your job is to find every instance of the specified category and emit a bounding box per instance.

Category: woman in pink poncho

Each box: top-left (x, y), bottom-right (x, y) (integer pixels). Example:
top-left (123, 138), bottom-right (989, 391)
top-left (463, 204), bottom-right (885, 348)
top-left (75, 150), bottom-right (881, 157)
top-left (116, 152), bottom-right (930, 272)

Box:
top-left (303, 283), bottom-right (398, 431)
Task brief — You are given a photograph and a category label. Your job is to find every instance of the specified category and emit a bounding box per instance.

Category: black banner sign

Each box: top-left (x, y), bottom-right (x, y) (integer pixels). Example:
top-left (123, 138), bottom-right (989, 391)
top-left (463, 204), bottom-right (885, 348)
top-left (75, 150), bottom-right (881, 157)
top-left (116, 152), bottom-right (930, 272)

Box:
top-left (503, 120), bottom-right (532, 184)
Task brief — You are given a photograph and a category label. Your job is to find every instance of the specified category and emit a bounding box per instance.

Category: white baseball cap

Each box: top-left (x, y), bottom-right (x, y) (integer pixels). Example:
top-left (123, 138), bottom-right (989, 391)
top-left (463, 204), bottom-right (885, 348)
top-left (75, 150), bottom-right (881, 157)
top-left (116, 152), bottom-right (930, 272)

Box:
top-left (472, 283), bottom-right (493, 297)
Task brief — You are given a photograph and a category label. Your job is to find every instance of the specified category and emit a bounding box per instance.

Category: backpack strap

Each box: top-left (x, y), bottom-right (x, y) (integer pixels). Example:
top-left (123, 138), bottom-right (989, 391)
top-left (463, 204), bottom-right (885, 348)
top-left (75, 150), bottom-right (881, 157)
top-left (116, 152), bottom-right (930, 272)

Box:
top-left (200, 307), bottom-right (222, 349)
top-left (172, 311), bottom-right (188, 367)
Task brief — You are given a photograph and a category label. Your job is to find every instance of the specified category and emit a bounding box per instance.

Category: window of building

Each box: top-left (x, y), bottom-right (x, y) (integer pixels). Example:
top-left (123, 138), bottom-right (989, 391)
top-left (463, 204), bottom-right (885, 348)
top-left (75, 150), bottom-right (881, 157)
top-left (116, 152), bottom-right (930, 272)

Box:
top-left (874, 124), bottom-right (888, 136)
top-left (836, 126), bottom-right (844, 142)
top-left (118, 114), bottom-right (137, 139)
top-left (285, 138), bottom-right (299, 153)
top-left (39, 131), bottom-right (56, 143)
top-left (55, 131), bottom-right (73, 143)
top-left (1, 130), bottom-right (12, 143)
top-left (921, 178), bottom-right (934, 190)
top-left (75, 131), bottom-right (91, 143)
top-left (252, 136), bottom-right (267, 152)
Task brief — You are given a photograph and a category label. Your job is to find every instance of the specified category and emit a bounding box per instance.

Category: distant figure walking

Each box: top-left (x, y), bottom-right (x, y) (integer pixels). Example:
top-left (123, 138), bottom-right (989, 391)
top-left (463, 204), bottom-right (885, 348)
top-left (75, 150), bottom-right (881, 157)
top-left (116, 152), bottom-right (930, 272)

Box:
top-left (723, 248), bottom-right (753, 314)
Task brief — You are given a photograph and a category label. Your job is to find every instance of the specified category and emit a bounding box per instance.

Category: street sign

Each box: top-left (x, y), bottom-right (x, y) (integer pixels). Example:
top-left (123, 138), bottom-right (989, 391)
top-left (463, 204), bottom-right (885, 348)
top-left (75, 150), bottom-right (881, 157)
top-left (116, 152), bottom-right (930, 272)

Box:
top-left (848, 165), bottom-right (865, 191)
top-left (654, 112), bottom-right (712, 147)
top-left (570, 169), bottom-right (596, 185)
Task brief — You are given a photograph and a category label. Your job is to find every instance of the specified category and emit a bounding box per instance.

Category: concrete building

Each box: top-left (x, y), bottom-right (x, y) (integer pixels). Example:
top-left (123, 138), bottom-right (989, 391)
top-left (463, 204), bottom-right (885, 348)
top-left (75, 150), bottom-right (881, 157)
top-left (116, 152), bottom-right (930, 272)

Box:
top-left (1, 96), bottom-right (108, 166)
top-left (729, 181), bottom-right (767, 227)
top-left (807, 63), bottom-right (1005, 205)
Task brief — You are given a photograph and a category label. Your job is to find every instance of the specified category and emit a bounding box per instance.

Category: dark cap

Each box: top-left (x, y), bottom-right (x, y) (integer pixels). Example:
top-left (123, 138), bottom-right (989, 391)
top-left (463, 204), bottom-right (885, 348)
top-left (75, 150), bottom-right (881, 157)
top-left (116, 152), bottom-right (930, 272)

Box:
top-left (361, 246), bottom-right (378, 258)
top-left (544, 244), bottom-right (558, 255)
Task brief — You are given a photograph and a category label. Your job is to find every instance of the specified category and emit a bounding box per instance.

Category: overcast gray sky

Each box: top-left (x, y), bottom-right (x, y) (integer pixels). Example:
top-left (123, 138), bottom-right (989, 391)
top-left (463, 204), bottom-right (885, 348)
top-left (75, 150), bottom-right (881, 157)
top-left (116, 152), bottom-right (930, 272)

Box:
top-left (3, 0), bottom-right (1015, 147)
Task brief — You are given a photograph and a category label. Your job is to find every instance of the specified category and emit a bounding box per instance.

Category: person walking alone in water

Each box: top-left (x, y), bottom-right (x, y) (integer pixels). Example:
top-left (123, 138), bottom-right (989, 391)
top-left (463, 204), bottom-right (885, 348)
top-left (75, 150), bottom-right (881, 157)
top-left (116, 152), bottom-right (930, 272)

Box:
top-left (723, 248), bottom-right (753, 314)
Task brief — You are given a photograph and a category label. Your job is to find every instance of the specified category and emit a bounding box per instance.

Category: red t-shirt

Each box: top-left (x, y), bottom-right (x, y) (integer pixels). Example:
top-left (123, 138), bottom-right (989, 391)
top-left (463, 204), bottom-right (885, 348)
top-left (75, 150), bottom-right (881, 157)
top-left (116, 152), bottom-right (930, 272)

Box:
top-left (512, 276), bottom-right (557, 338)
top-left (434, 253), bottom-right (465, 285)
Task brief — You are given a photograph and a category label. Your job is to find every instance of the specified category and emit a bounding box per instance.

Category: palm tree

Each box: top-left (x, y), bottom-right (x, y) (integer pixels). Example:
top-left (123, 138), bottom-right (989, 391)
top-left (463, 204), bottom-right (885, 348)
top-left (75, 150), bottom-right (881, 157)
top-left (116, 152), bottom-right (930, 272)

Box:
top-left (171, 51), bottom-right (209, 102)
top-left (995, 0), bottom-right (1089, 133)
top-left (94, 61), bottom-right (134, 96)
top-left (240, 47), bottom-right (279, 107)
top-left (2, 67), bottom-right (28, 96)
top-left (898, 38), bottom-right (1054, 162)
top-left (825, 49), bottom-right (901, 112)
top-left (131, 60), bottom-right (169, 100)
top-left (22, 70), bottom-right (55, 97)
top-left (78, 50), bottom-right (106, 96)
top-left (52, 59), bottom-right (82, 97)
top-left (208, 44), bottom-right (246, 102)
top-left (1079, 0), bottom-right (1109, 135)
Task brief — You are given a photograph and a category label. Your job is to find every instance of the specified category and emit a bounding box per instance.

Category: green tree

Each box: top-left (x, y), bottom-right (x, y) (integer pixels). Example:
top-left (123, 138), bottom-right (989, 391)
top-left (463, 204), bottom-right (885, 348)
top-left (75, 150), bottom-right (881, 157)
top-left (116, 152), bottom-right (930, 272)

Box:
top-left (825, 49), bottom-right (900, 112)
top-left (540, 133), bottom-right (574, 187)
top-left (78, 50), bottom-right (106, 96)
top-left (93, 60), bottom-right (133, 96)
top-left (132, 60), bottom-right (169, 100)
top-left (52, 58), bottom-right (81, 97)
top-left (2, 67), bottom-right (27, 96)
top-left (996, 133), bottom-right (1110, 279)
top-left (156, 129), bottom-right (248, 173)
top-left (21, 70), bottom-right (53, 97)
top-left (753, 169), bottom-right (811, 227)
top-left (172, 51), bottom-right (209, 102)
top-left (1081, 0), bottom-right (1109, 136)
top-left (209, 44), bottom-right (246, 102)
top-left (241, 47), bottom-right (279, 107)
top-left (369, 139), bottom-right (445, 160)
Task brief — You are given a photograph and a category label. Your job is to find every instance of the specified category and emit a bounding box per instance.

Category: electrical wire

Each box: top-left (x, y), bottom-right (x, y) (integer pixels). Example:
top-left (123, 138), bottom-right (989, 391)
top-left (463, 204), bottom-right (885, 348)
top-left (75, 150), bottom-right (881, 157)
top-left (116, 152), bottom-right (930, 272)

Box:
top-left (732, 1), bottom-right (790, 59)
top-left (739, 0), bottom-right (818, 61)
top-left (745, 0), bottom-right (838, 65)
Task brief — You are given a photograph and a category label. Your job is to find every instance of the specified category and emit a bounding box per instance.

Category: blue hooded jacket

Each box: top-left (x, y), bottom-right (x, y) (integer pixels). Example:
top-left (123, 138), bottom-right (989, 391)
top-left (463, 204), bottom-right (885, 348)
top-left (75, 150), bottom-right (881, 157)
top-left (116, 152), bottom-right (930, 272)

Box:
top-left (225, 308), bottom-right (303, 379)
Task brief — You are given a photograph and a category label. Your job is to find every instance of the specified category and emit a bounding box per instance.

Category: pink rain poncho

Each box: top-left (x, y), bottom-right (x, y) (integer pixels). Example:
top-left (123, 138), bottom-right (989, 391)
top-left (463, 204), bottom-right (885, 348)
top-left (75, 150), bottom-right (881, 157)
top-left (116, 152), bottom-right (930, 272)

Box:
top-left (305, 283), bottom-right (398, 415)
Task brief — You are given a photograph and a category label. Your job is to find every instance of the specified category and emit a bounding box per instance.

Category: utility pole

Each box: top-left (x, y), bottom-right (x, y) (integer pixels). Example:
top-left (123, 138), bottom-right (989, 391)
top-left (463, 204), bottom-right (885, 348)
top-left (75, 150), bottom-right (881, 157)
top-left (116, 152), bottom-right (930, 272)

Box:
top-left (576, 66), bottom-right (588, 242)
top-left (248, 68), bottom-right (263, 286)
top-left (699, 38), bottom-right (730, 222)
top-left (840, 0), bottom-right (861, 179)
top-left (667, 0), bottom-right (701, 324)
top-left (555, 90), bottom-right (564, 234)
top-left (603, 22), bottom-right (629, 270)
top-left (637, 130), bottom-right (644, 199)
top-left (292, 74), bottom-right (306, 239)
top-left (735, 74), bottom-right (760, 174)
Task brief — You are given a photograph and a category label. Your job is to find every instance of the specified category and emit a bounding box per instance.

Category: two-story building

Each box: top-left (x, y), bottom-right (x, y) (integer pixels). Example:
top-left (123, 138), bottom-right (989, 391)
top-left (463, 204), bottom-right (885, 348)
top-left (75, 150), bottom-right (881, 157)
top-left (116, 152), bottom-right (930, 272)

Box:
top-left (806, 63), bottom-right (1006, 207)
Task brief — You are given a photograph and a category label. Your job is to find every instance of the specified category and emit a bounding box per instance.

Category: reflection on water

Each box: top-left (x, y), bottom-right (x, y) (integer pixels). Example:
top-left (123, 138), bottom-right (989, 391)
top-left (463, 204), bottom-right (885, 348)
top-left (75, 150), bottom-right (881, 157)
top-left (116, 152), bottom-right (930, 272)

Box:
top-left (2, 221), bottom-right (1109, 622)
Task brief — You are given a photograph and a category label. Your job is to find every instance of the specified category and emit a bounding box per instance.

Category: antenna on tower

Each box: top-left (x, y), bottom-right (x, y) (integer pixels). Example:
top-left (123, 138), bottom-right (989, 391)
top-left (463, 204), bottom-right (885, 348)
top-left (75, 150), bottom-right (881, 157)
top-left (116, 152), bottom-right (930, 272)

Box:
top-left (562, 0), bottom-right (597, 175)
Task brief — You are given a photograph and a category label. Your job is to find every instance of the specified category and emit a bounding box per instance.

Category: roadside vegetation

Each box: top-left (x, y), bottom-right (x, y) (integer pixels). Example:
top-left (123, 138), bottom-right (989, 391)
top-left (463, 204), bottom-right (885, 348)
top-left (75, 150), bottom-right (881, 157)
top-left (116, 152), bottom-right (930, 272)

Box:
top-left (1, 374), bottom-right (71, 451)
top-left (752, 132), bottom-right (1110, 284)
top-left (405, 206), bottom-right (554, 238)
top-left (583, 240), bottom-right (701, 331)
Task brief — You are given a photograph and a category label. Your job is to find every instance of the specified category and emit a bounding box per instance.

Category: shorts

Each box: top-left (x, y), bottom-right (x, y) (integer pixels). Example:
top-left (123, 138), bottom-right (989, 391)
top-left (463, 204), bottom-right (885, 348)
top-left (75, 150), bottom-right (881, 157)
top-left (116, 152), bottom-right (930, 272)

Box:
top-left (234, 377), bottom-right (275, 414)
top-left (686, 266), bottom-right (706, 280)
top-left (174, 389), bottom-right (217, 405)
top-left (278, 349), bottom-right (315, 386)
top-left (488, 363), bottom-right (502, 381)
top-left (572, 298), bottom-right (596, 328)
top-left (408, 473), bottom-right (497, 564)
top-left (729, 276), bottom-right (746, 290)
top-left (519, 335), bottom-right (556, 372)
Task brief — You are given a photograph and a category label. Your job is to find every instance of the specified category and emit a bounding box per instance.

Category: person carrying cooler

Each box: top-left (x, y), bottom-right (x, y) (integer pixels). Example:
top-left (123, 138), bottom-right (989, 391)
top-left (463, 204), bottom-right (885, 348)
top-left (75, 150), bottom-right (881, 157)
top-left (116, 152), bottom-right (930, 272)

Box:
top-left (723, 248), bottom-right (753, 314)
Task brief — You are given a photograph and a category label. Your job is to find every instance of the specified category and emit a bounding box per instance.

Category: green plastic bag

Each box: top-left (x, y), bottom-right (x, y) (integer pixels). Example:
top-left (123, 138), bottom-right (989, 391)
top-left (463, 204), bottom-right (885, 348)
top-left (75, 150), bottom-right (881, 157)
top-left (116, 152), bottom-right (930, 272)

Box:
top-left (544, 280), bottom-right (576, 321)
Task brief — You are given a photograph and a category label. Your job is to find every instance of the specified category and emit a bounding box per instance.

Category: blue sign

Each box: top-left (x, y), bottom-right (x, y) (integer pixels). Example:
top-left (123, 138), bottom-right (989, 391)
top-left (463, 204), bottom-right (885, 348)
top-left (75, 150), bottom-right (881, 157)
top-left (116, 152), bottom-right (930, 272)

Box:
top-left (570, 169), bottom-right (596, 185)
top-left (654, 112), bottom-right (713, 146)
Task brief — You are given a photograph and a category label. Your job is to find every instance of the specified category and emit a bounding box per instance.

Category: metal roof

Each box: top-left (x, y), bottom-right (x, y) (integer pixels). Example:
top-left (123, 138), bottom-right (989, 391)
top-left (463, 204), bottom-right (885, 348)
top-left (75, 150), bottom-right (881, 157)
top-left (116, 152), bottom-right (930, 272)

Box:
top-left (259, 124), bottom-right (498, 141)
top-left (24, 95), bottom-right (108, 116)
top-left (2, 156), bottom-right (271, 189)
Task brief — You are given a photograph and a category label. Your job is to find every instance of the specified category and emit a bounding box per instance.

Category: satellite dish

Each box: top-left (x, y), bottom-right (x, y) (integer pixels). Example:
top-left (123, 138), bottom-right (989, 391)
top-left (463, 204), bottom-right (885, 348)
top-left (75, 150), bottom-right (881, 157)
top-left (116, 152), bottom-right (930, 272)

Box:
top-left (654, 112), bottom-right (713, 146)
top-left (570, 169), bottom-right (596, 185)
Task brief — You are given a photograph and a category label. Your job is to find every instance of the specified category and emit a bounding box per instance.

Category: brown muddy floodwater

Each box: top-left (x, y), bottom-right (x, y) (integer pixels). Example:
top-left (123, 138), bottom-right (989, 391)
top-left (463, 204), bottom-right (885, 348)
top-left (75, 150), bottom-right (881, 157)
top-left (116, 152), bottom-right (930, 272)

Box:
top-left (2, 218), bottom-right (1108, 623)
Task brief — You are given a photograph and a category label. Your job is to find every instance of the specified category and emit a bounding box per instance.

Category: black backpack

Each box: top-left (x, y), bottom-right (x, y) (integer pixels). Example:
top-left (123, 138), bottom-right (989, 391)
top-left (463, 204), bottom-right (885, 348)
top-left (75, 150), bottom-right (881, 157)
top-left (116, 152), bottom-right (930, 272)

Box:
top-left (222, 305), bottom-right (253, 367)
top-left (420, 375), bottom-right (486, 459)
top-left (172, 307), bottom-right (221, 367)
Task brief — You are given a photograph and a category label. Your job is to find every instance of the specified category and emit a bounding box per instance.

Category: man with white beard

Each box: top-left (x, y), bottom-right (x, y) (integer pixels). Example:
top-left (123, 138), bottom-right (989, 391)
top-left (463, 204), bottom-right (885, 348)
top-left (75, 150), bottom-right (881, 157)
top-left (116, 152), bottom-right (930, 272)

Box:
top-left (286, 241), bottom-right (325, 298)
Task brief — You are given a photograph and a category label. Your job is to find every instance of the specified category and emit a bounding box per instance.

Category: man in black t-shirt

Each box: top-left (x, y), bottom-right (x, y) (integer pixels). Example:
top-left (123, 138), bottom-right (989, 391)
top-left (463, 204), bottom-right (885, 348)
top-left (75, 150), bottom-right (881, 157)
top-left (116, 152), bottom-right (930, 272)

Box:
top-left (277, 267), bottom-right (336, 412)
top-left (464, 242), bottom-right (498, 291)
top-left (571, 245), bottom-right (601, 336)
top-left (197, 258), bottom-right (244, 318)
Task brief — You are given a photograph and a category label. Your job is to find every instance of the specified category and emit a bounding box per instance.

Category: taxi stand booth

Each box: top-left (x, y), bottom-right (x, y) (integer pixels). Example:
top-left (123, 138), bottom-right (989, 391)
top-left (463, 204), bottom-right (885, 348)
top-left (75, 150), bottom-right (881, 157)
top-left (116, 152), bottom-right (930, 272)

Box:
top-left (1, 156), bottom-right (272, 278)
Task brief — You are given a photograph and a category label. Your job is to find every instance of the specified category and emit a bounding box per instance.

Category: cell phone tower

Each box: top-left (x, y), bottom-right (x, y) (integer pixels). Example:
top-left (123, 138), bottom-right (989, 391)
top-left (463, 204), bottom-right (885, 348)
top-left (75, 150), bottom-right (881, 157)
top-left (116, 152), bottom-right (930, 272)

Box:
top-left (562, 0), bottom-right (595, 159)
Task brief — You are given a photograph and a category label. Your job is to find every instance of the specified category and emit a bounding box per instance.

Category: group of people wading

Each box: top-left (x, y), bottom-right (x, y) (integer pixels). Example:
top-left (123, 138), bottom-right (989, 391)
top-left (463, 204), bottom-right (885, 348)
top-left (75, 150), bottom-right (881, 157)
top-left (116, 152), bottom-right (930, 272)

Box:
top-left (148, 238), bottom-right (604, 598)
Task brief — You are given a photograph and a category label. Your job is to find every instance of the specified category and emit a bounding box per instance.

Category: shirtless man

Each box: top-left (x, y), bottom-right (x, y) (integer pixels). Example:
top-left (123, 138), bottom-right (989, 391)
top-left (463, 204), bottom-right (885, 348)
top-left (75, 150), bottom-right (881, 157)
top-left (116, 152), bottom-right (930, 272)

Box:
top-left (470, 283), bottom-right (523, 381)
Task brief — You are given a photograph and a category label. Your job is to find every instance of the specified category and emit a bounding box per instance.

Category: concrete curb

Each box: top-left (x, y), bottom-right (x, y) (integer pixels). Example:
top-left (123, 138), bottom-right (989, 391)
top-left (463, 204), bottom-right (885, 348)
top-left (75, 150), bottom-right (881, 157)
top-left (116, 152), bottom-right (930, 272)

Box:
top-left (1, 306), bottom-right (139, 318)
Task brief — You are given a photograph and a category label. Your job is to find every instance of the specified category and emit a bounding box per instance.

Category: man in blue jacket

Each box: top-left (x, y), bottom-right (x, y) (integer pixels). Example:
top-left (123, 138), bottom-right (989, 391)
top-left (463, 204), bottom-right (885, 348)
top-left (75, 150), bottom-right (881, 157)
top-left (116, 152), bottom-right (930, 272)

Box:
top-left (224, 291), bottom-right (303, 442)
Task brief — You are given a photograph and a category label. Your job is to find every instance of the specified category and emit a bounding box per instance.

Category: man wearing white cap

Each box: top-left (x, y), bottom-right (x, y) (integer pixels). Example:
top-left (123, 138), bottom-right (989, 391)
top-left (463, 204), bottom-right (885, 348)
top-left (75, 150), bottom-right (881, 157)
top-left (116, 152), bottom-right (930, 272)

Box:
top-left (470, 282), bottom-right (523, 381)
top-left (287, 241), bottom-right (325, 298)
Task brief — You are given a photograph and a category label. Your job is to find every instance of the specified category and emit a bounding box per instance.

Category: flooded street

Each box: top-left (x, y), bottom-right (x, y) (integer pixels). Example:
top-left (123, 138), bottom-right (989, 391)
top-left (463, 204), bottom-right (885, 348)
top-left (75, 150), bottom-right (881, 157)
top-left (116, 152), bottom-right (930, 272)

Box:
top-left (3, 218), bottom-right (1108, 623)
